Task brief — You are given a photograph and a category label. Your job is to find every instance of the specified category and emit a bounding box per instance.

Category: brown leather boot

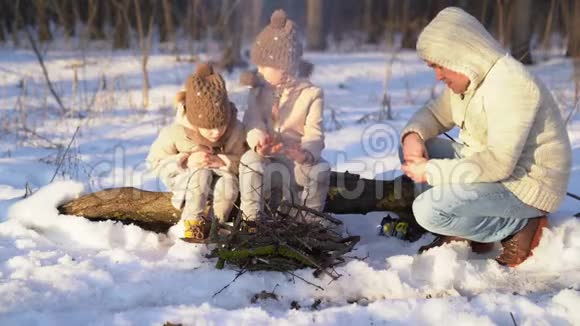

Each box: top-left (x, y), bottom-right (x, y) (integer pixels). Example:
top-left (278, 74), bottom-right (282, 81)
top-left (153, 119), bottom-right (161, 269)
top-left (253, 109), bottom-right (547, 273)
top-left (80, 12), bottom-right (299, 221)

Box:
top-left (496, 216), bottom-right (548, 267)
top-left (470, 241), bottom-right (495, 254)
top-left (419, 236), bottom-right (494, 254)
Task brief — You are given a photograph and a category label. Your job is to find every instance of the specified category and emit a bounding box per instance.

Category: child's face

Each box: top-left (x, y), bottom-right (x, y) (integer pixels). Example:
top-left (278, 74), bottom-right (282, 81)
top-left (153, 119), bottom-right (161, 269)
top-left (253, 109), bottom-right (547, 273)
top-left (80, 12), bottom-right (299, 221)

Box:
top-left (257, 65), bottom-right (285, 86)
top-left (199, 125), bottom-right (227, 142)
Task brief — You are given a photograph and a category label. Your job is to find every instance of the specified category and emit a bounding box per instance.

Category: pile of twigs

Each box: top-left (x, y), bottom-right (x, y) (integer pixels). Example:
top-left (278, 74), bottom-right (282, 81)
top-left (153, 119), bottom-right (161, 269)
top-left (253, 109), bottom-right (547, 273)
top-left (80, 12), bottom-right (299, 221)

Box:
top-left (208, 201), bottom-right (360, 280)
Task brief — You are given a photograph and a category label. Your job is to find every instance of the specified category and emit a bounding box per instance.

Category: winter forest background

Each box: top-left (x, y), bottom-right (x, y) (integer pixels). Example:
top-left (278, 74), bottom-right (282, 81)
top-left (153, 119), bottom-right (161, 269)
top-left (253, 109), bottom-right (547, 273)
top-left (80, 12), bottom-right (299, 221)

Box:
top-left (3, 0), bottom-right (580, 57)
top-left (0, 1), bottom-right (579, 325)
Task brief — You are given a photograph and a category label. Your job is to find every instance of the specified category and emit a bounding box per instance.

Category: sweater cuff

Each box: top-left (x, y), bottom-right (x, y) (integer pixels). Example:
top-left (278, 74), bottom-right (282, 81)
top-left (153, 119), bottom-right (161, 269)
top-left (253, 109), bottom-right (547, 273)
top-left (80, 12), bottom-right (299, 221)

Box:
top-left (247, 128), bottom-right (267, 150)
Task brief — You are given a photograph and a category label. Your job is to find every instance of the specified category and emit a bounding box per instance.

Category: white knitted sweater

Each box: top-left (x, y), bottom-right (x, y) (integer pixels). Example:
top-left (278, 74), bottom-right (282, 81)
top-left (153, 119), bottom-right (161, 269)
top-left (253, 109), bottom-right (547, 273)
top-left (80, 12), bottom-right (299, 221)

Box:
top-left (402, 7), bottom-right (572, 213)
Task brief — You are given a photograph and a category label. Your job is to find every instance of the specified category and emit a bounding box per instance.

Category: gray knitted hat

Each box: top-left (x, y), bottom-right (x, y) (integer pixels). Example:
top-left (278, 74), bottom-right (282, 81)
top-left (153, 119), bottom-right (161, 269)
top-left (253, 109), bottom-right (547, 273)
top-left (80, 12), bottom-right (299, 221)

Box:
top-left (250, 9), bottom-right (303, 73)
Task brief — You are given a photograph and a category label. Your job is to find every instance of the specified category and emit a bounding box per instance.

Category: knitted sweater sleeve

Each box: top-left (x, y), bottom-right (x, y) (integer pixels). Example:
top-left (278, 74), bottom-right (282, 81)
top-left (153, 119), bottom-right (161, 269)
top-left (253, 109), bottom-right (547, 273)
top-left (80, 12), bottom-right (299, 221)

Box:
top-left (146, 126), bottom-right (186, 181)
top-left (243, 89), bottom-right (268, 150)
top-left (425, 74), bottom-right (540, 185)
top-left (301, 88), bottom-right (325, 162)
top-left (400, 88), bottom-right (454, 142)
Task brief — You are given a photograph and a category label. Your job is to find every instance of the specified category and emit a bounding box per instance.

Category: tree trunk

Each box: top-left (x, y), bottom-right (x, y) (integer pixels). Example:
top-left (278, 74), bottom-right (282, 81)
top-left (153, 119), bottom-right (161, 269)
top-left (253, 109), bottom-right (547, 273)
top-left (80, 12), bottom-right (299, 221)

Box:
top-left (87, 0), bottom-right (106, 40)
top-left (401, 0), bottom-right (424, 49)
top-left (9, 0), bottom-right (23, 47)
top-left (306, 0), bottom-right (326, 50)
top-left (0, 12), bottom-right (5, 42)
top-left (58, 172), bottom-right (416, 233)
top-left (36, 0), bottom-right (52, 42)
top-left (510, 0), bottom-right (533, 64)
top-left (567, 0), bottom-right (580, 58)
top-left (218, 0), bottom-right (246, 72)
top-left (250, 0), bottom-right (264, 38)
top-left (159, 0), bottom-right (175, 44)
top-left (134, 0), bottom-right (154, 108)
top-left (112, 0), bottom-right (130, 49)
top-left (54, 0), bottom-right (75, 38)
top-left (186, 0), bottom-right (202, 41)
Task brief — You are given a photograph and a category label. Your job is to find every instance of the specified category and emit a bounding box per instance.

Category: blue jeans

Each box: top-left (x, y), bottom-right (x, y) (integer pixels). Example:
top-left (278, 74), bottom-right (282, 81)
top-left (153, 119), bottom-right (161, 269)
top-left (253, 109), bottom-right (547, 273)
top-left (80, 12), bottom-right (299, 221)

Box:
top-left (401, 138), bottom-right (544, 243)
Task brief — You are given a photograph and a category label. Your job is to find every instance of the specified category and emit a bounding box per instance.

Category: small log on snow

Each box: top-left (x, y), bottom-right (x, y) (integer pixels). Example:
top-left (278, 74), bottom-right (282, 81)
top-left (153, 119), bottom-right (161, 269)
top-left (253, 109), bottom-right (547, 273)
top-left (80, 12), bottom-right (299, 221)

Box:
top-left (58, 172), bottom-right (416, 233)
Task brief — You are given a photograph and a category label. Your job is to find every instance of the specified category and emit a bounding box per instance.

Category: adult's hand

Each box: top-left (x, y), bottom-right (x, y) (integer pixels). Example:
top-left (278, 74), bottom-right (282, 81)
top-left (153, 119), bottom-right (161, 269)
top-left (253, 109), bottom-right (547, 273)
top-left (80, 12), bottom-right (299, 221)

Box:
top-left (402, 159), bottom-right (428, 183)
top-left (402, 132), bottom-right (429, 163)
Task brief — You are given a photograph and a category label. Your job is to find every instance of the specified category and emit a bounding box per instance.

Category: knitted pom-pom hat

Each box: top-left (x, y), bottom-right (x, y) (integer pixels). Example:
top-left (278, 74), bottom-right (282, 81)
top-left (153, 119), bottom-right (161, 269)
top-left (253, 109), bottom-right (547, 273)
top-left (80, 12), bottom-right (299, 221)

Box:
top-left (184, 62), bottom-right (231, 129)
top-left (250, 9), bottom-right (303, 74)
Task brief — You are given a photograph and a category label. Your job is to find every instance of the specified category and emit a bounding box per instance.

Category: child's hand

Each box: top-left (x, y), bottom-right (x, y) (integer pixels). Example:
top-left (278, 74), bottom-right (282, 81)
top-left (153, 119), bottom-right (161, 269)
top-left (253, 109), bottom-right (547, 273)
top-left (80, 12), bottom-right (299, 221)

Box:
top-left (284, 145), bottom-right (310, 164)
top-left (205, 154), bottom-right (226, 168)
top-left (255, 133), bottom-right (284, 157)
top-left (186, 151), bottom-right (210, 169)
top-left (256, 141), bottom-right (284, 157)
top-left (257, 133), bottom-right (272, 148)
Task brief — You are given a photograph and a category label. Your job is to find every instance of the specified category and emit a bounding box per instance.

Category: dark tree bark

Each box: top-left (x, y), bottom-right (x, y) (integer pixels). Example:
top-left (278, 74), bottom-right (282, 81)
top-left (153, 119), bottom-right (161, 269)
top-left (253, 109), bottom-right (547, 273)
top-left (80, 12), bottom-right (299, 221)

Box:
top-left (36, 0), bottom-right (52, 41)
top-left (134, 0), bottom-right (155, 108)
top-left (158, 0), bottom-right (175, 43)
top-left (510, 0), bottom-right (533, 64)
top-left (53, 0), bottom-right (75, 38)
top-left (363, 0), bottom-right (389, 44)
top-left (58, 172), bottom-right (416, 233)
top-left (0, 11), bottom-right (5, 42)
top-left (87, 0), bottom-right (106, 40)
top-left (218, 0), bottom-right (247, 72)
top-left (185, 0), bottom-right (203, 41)
top-left (401, 0), bottom-right (425, 49)
top-left (306, 0), bottom-right (326, 50)
top-left (567, 0), bottom-right (580, 58)
top-left (111, 0), bottom-right (130, 49)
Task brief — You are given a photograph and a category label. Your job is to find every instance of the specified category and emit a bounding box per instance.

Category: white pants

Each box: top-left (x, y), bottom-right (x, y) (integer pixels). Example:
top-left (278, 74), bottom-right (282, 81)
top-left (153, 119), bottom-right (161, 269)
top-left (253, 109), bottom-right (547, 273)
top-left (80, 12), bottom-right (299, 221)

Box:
top-left (165, 168), bottom-right (239, 222)
top-left (238, 150), bottom-right (331, 221)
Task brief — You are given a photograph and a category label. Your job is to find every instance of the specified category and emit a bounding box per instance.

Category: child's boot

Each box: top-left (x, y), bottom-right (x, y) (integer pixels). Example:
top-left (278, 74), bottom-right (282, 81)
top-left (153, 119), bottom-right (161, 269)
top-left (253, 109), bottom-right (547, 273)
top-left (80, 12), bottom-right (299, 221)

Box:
top-left (182, 218), bottom-right (210, 243)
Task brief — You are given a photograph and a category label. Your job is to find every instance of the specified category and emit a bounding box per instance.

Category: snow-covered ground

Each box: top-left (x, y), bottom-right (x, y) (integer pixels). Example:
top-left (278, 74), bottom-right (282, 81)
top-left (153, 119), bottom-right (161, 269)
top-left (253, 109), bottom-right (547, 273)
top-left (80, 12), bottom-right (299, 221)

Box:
top-left (0, 47), bottom-right (579, 325)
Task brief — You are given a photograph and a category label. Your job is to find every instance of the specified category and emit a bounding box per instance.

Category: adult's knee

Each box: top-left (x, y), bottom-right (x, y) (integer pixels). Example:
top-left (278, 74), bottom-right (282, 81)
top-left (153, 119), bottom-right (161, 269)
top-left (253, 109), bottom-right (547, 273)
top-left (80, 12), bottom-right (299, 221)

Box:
top-left (412, 191), bottom-right (448, 232)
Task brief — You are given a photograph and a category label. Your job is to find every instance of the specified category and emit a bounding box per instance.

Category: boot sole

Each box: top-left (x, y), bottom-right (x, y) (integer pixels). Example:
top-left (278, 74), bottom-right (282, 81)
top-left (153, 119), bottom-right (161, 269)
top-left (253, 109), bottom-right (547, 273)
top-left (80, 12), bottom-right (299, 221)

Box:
top-left (506, 217), bottom-right (548, 267)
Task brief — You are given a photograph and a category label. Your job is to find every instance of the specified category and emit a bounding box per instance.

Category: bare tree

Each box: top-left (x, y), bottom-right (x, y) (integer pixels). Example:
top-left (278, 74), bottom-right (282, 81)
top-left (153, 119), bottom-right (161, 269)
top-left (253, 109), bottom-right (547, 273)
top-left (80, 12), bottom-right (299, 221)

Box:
top-left (539, 0), bottom-right (557, 51)
top-left (0, 16), bottom-right (5, 42)
top-left (7, 0), bottom-right (23, 47)
top-left (401, 0), bottom-right (425, 49)
top-left (36, 0), bottom-right (53, 41)
top-left (185, 0), bottom-right (204, 43)
top-left (50, 0), bottom-right (75, 39)
top-left (218, 0), bottom-right (247, 72)
top-left (510, 0), bottom-right (533, 64)
top-left (134, 0), bottom-right (155, 108)
top-left (567, 0), bottom-right (580, 58)
top-left (160, 0), bottom-right (175, 45)
top-left (307, 0), bottom-right (326, 50)
top-left (86, 0), bottom-right (106, 40)
top-left (112, 0), bottom-right (130, 49)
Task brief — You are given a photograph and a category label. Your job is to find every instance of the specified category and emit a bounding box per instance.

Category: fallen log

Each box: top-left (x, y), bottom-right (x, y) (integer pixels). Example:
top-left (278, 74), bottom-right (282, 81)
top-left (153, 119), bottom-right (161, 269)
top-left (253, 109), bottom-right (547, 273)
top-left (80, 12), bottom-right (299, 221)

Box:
top-left (58, 172), bottom-right (416, 233)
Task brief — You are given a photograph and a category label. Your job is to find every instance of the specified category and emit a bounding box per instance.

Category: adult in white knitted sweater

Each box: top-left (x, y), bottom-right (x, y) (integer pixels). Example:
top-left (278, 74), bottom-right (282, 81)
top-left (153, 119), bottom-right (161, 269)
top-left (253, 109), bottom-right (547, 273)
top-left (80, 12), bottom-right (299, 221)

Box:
top-left (400, 7), bottom-right (572, 266)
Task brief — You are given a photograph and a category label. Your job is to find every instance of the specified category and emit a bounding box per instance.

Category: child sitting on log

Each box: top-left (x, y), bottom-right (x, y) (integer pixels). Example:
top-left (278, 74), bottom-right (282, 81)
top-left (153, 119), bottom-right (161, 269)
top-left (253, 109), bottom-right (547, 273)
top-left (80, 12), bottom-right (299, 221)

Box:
top-left (239, 9), bottom-right (331, 230)
top-left (147, 63), bottom-right (247, 242)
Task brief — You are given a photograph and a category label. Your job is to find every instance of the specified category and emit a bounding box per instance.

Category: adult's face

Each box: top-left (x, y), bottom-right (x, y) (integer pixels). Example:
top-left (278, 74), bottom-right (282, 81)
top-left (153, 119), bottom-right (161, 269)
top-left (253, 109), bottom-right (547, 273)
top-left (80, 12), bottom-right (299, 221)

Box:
top-left (426, 61), bottom-right (471, 94)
